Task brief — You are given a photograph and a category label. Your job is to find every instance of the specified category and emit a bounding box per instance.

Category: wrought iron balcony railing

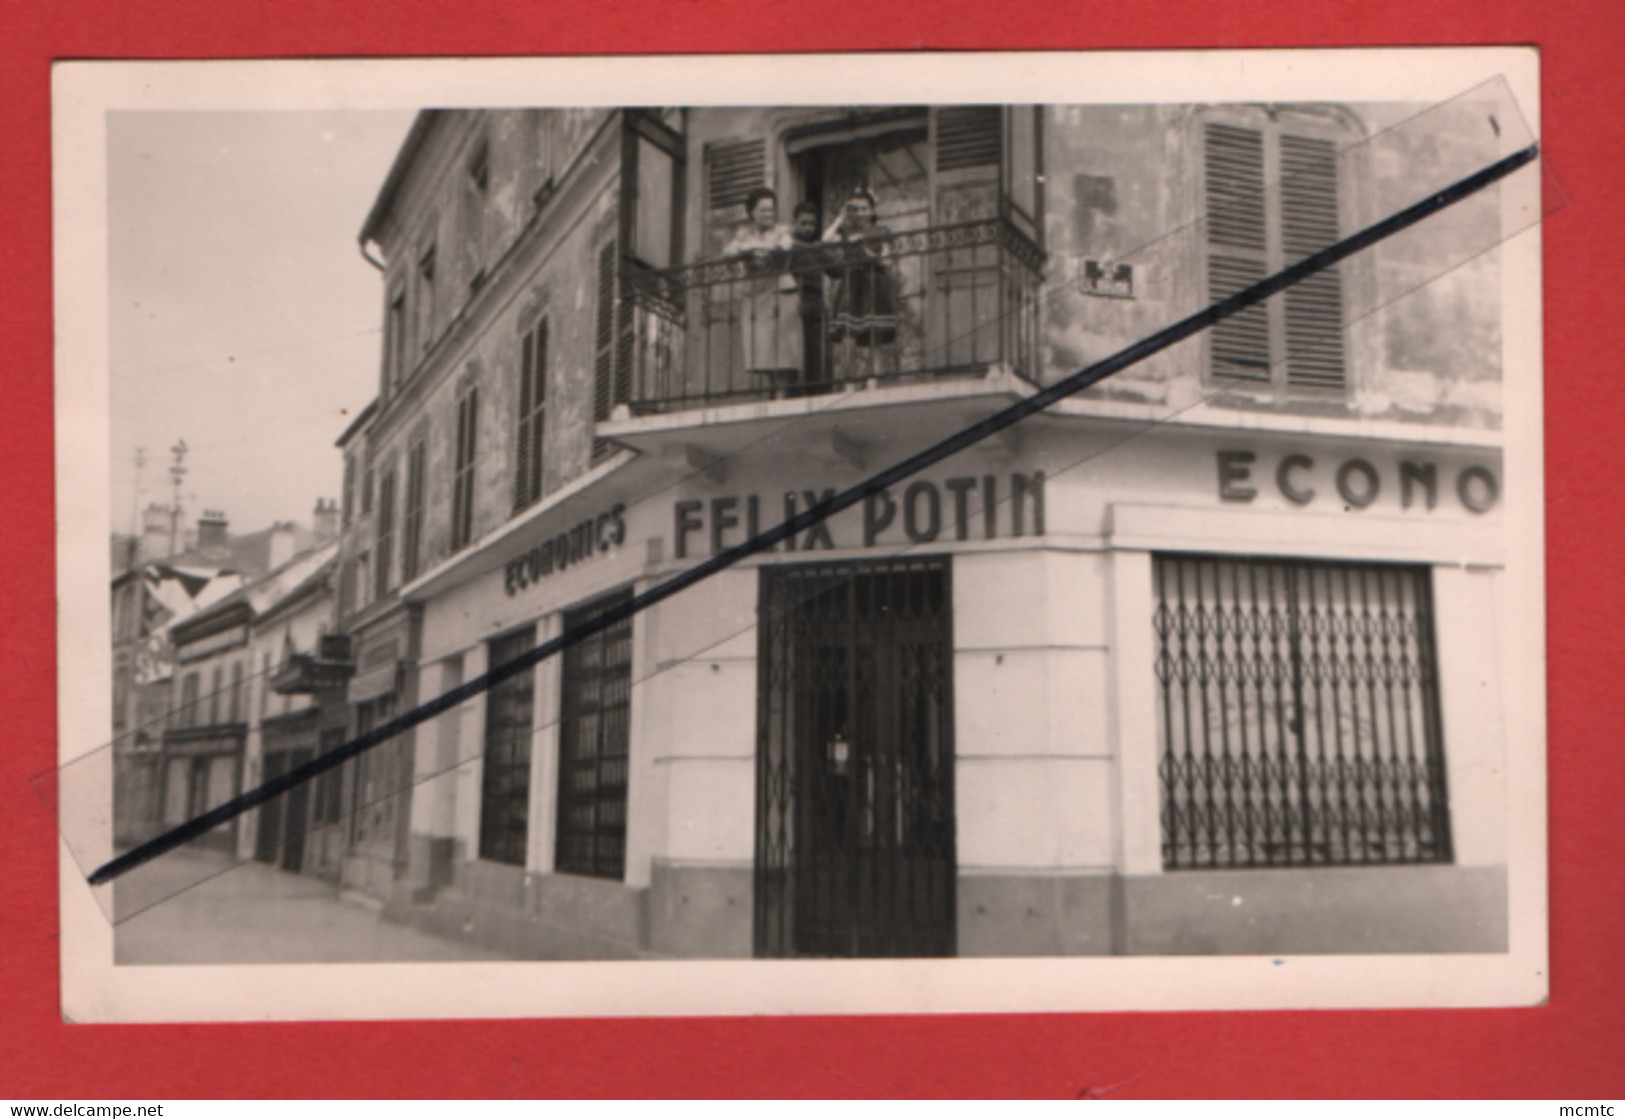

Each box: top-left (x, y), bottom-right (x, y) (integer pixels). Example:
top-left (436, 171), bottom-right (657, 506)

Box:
top-left (621, 217), bottom-right (1045, 416)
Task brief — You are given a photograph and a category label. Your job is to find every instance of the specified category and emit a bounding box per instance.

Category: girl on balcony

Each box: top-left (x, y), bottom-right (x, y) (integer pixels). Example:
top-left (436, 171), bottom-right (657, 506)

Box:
top-left (724, 187), bottom-right (802, 387)
top-left (824, 187), bottom-right (900, 382)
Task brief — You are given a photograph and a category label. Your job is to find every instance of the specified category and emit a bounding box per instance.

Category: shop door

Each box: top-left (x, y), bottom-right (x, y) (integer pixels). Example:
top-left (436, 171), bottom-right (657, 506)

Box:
top-left (278, 748), bottom-right (313, 872)
top-left (255, 752), bottom-right (286, 864)
top-left (755, 557), bottom-right (956, 958)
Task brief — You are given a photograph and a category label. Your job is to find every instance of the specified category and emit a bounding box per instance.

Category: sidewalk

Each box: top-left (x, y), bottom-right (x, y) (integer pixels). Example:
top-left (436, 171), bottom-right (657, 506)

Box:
top-left (112, 849), bottom-right (506, 964)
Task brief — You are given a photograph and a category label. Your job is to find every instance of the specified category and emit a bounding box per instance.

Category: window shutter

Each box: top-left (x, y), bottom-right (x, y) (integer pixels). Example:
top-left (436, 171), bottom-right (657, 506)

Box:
top-left (593, 241), bottom-right (616, 424)
top-left (515, 321), bottom-right (548, 512)
top-left (529, 321), bottom-right (547, 502)
top-left (1205, 124), bottom-right (1271, 383)
top-left (1279, 134), bottom-right (1346, 389)
top-left (706, 139), bottom-right (766, 210)
top-left (452, 388), bottom-right (479, 551)
top-left (403, 441), bottom-right (425, 582)
top-left (615, 298), bottom-right (634, 412)
top-left (936, 106), bottom-right (1002, 171)
top-left (516, 329), bottom-right (535, 511)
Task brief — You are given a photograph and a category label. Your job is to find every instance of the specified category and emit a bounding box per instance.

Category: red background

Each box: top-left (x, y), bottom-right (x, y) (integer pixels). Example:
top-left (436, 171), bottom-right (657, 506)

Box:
top-left (3, 0), bottom-right (1622, 1099)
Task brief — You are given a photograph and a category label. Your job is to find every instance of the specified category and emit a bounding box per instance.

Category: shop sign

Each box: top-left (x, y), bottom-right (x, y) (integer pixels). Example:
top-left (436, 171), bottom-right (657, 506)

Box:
top-left (175, 623), bottom-right (249, 663)
top-left (504, 503), bottom-right (628, 596)
top-left (673, 472), bottom-right (1046, 560)
top-left (1216, 451), bottom-right (1500, 514)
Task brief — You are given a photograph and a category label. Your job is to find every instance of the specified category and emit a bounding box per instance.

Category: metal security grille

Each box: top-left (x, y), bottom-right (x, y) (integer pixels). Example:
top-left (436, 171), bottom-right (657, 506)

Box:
top-left (1153, 554), bottom-right (1452, 870)
top-left (755, 558), bottom-right (956, 958)
top-left (555, 589), bottom-right (633, 879)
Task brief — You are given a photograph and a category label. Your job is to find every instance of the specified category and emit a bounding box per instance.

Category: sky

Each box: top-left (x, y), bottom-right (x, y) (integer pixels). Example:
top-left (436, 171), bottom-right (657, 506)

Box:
top-left (107, 110), bottom-right (417, 538)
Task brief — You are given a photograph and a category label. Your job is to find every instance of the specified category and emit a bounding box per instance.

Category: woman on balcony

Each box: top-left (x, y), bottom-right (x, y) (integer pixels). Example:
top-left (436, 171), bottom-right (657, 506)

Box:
top-left (724, 187), bottom-right (802, 387)
top-left (824, 187), bottom-right (900, 382)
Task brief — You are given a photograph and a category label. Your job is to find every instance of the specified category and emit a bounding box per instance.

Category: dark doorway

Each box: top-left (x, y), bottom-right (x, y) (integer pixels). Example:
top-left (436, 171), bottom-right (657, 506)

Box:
top-left (255, 747), bottom-right (314, 872)
top-left (755, 557), bottom-right (957, 958)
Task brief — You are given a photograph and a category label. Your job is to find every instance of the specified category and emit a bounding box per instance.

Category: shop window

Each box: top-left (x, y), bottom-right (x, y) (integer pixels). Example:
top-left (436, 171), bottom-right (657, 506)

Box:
top-left (479, 626), bottom-right (536, 867)
top-left (402, 440), bottom-right (426, 582)
top-left (1203, 116), bottom-right (1348, 393)
top-left (349, 696), bottom-right (400, 848)
top-left (374, 466), bottom-right (397, 600)
top-left (514, 318), bottom-right (548, 513)
top-left (313, 727), bottom-right (346, 826)
top-left (555, 589), bottom-right (633, 880)
top-left (450, 386), bottom-right (479, 551)
top-left (1153, 554), bottom-right (1452, 870)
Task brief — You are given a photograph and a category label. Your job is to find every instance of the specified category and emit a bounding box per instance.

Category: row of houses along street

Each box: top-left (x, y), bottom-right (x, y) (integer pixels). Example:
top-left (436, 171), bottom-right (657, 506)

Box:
top-left (112, 99), bottom-right (1519, 962)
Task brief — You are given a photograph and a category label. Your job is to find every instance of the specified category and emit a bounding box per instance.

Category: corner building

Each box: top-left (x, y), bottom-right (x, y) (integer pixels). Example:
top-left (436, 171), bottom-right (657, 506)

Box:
top-left (339, 104), bottom-right (1514, 958)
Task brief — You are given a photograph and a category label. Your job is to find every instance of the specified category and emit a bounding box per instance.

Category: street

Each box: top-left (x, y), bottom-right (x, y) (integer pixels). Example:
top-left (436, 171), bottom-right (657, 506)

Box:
top-left (112, 849), bottom-right (505, 965)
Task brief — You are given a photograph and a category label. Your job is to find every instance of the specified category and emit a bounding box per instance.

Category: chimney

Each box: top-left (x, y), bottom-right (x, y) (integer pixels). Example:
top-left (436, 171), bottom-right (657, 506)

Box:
top-left (268, 521), bottom-right (297, 569)
top-left (312, 497), bottom-right (340, 544)
top-left (139, 503), bottom-right (172, 562)
top-left (196, 509), bottom-right (230, 554)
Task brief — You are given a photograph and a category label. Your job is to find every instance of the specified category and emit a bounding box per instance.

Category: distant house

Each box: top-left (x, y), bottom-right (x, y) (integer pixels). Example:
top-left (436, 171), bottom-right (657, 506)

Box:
top-left (113, 502), bottom-right (340, 849)
top-left (157, 542), bottom-right (347, 863)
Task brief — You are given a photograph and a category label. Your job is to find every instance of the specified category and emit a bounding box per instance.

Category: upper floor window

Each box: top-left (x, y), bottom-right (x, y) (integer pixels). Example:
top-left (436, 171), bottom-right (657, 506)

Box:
top-left (450, 385), bottom-right (480, 552)
top-left (464, 142), bottom-right (490, 290)
top-left (402, 439), bottom-right (427, 583)
top-left (374, 465), bottom-right (398, 600)
top-left (177, 672), bottom-right (200, 729)
top-left (416, 241), bottom-right (438, 353)
top-left (361, 467), bottom-right (374, 517)
top-left (386, 287), bottom-right (407, 393)
top-left (356, 551), bottom-right (372, 611)
top-left (1202, 114), bottom-right (1349, 394)
top-left (592, 239), bottom-right (631, 460)
top-left (514, 318), bottom-right (549, 512)
top-left (341, 454), bottom-right (356, 528)
top-left (208, 665), bottom-right (224, 725)
top-left (228, 661), bottom-right (243, 723)
top-left (623, 111), bottom-right (684, 270)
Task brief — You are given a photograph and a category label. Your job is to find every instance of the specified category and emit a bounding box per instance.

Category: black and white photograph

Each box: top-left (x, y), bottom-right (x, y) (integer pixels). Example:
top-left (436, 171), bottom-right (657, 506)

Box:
top-left (53, 50), bottom-right (1547, 1020)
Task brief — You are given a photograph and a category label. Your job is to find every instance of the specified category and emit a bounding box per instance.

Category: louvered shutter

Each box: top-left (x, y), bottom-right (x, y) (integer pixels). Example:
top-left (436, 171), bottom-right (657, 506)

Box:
top-left (452, 388), bottom-right (478, 551)
top-left (527, 321), bottom-right (547, 504)
top-left (515, 328), bottom-right (534, 511)
top-left (1279, 134), bottom-right (1345, 389)
top-left (403, 441), bottom-right (425, 582)
top-left (706, 139), bottom-right (766, 210)
top-left (593, 241), bottom-right (616, 424)
top-left (1205, 123), bottom-right (1272, 384)
top-left (936, 106), bottom-right (1002, 171)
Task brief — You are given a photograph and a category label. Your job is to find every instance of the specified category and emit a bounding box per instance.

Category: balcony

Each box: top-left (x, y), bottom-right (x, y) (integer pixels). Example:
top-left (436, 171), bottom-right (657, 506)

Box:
top-left (621, 217), bottom-right (1045, 417)
top-left (269, 633), bottom-right (355, 696)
